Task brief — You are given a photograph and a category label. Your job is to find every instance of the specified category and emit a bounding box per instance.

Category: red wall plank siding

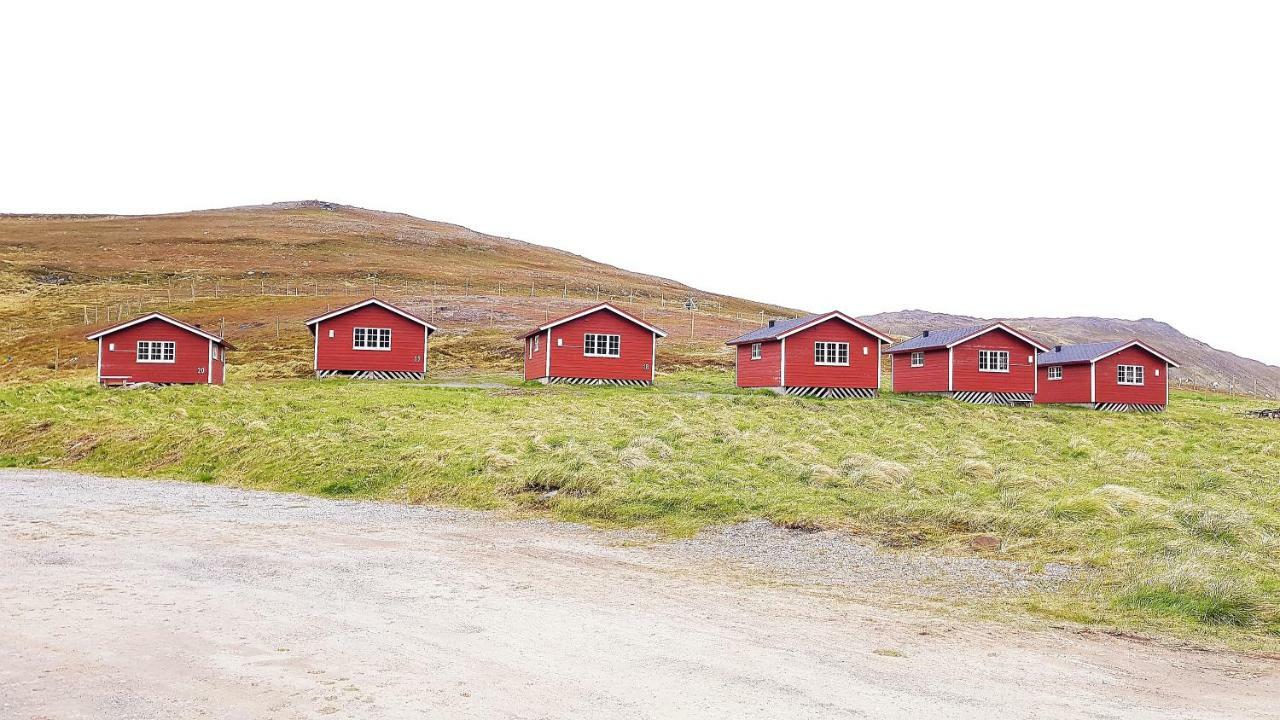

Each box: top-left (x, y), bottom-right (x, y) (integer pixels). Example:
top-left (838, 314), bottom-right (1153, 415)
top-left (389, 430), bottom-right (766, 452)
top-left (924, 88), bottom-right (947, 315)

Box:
top-left (547, 310), bottom-right (655, 382)
top-left (891, 348), bottom-right (949, 392)
top-left (98, 318), bottom-right (220, 385)
top-left (1095, 346), bottom-right (1168, 405)
top-left (524, 331), bottom-right (550, 381)
top-left (314, 305), bottom-right (427, 373)
top-left (782, 319), bottom-right (881, 389)
top-left (735, 340), bottom-right (782, 388)
top-left (1036, 363), bottom-right (1091, 404)
top-left (950, 328), bottom-right (1038, 394)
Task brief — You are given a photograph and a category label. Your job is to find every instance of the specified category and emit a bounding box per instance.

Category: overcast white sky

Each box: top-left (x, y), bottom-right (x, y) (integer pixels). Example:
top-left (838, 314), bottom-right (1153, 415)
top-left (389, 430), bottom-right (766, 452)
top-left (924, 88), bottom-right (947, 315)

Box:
top-left (3, 2), bottom-right (1278, 364)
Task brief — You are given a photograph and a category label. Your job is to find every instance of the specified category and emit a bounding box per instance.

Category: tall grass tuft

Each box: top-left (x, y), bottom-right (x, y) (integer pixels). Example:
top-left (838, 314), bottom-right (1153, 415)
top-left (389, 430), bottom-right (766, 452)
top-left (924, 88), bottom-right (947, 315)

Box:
top-left (839, 453), bottom-right (912, 489)
top-left (1121, 568), bottom-right (1259, 627)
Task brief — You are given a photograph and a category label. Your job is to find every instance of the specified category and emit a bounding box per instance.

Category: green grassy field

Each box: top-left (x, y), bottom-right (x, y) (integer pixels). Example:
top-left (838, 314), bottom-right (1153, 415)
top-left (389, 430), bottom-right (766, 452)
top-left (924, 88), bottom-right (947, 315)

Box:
top-left (2, 371), bottom-right (1278, 649)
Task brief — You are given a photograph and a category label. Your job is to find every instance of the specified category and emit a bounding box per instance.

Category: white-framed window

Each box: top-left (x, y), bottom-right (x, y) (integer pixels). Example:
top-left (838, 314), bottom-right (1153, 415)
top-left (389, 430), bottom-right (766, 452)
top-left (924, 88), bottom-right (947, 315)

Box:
top-left (136, 340), bottom-right (176, 363)
top-left (751, 343), bottom-right (761, 360)
top-left (978, 349), bottom-right (1010, 373)
top-left (534, 335), bottom-right (540, 352)
top-left (814, 341), bottom-right (849, 366)
top-left (1117, 364), bottom-right (1145, 385)
top-left (910, 351), bottom-right (924, 367)
top-left (1047, 365), bottom-right (1062, 380)
top-left (353, 327), bottom-right (392, 350)
top-left (584, 333), bottom-right (620, 357)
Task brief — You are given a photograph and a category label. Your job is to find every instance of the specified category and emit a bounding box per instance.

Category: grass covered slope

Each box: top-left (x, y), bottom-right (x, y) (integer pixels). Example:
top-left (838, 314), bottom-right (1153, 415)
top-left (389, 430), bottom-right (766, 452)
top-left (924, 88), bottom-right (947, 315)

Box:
top-left (2, 373), bottom-right (1278, 647)
top-left (0, 201), bottom-right (795, 383)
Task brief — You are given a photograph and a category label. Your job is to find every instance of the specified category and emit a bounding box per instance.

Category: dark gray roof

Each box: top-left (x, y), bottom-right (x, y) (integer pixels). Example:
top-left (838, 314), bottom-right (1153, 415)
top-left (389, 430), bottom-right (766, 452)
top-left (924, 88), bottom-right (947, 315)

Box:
top-left (1037, 340), bottom-right (1179, 367)
top-left (726, 313), bottom-right (826, 345)
top-left (887, 322), bottom-right (1050, 354)
top-left (1037, 341), bottom-right (1127, 365)
top-left (885, 324), bottom-right (991, 353)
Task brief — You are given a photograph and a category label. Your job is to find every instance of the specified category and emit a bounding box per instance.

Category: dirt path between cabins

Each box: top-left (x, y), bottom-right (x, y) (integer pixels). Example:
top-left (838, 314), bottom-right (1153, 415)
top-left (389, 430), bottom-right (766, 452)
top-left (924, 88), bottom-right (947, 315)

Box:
top-left (1, 469), bottom-right (1275, 719)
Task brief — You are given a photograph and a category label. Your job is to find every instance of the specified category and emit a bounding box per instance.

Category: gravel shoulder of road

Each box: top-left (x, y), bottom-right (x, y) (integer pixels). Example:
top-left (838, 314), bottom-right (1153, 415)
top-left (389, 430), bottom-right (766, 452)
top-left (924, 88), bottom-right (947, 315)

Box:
top-left (650, 519), bottom-right (1075, 599)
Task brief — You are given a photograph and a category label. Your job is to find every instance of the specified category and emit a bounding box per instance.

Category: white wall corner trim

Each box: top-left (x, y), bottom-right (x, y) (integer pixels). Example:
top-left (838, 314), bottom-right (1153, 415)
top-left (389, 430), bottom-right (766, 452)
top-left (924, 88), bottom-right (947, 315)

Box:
top-left (1090, 361), bottom-right (1097, 403)
top-left (780, 337), bottom-right (787, 387)
top-left (651, 332), bottom-right (656, 383)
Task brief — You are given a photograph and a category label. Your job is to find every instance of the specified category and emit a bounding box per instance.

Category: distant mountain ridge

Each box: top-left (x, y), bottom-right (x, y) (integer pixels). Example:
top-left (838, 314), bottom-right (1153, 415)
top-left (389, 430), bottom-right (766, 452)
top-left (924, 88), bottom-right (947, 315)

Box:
top-left (864, 310), bottom-right (1280, 395)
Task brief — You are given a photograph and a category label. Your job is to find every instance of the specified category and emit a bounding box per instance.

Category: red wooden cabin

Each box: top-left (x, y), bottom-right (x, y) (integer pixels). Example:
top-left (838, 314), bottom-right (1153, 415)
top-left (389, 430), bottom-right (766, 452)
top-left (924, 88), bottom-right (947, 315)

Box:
top-left (306, 298), bottom-right (438, 380)
top-left (725, 311), bottom-right (893, 398)
top-left (87, 312), bottom-right (233, 386)
top-left (520, 303), bottom-right (667, 385)
top-left (887, 322), bottom-right (1049, 405)
top-left (1036, 340), bottom-right (1178, 412)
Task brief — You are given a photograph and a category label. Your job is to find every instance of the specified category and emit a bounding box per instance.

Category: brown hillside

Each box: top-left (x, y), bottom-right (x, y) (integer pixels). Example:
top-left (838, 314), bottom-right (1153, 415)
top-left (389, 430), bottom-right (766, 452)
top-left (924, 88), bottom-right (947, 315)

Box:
top-left (2, 201), bottom-right (1275, 396)
top-left (0, 201), bottom-right (795, 381)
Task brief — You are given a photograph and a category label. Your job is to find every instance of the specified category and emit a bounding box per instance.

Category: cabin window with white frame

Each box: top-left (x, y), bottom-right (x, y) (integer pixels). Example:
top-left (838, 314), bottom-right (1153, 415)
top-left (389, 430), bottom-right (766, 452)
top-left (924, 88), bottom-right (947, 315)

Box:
top-left (750, 343), bottom-right (761, 360)
top-left (977, 349), bottom-right (1010, 372)
top-left (136, 340), bottom-right (175, 363)
top-left (1117, 364), bottom-right (1145, 385)
top-left (814, 341), bottom-right (849, 366)
top-left (1047, 365), bottom-right (1062, 380)
top-left (534, 335), bottom-right (540, 352)
top-left (583, 333), bottom-right (620, 357)
top-left (910, 351), bottom-right (924, 367)
top-left (353, 327), bottom-right (392, 350)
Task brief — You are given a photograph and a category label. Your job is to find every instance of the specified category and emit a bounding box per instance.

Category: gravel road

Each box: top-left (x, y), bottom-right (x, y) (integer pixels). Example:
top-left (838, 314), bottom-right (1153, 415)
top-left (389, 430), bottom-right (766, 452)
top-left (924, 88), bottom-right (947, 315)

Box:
top-left (2, 469), bottom-right (1275, 719)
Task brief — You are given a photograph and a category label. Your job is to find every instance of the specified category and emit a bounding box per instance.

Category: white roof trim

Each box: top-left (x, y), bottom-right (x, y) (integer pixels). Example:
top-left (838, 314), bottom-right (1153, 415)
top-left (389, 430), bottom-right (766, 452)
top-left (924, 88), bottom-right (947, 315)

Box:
top-left (946, 323), bottom-right (1050, 352)
top-left (537, 303), bottom-right (668, 338)
top-left (87, 312), bottom-right (227, 344)
top-left (305, 298), bottom-right (438, 332)
top-left (774, 312), bottom-right (894, 343)
top-left (1092, 340), bottom-right (1180, 368)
